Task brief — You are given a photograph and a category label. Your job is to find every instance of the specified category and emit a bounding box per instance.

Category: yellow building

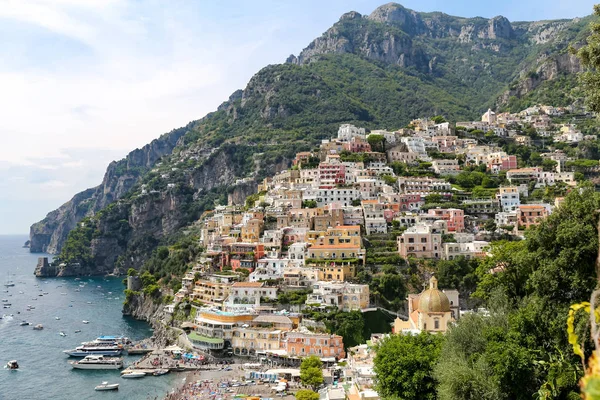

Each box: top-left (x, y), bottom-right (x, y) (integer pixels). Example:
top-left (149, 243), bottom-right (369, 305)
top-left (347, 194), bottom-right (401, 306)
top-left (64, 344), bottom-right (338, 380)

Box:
top-left (313, 263), bottom-right (357, 281)
top-left (191, 280), bottom-right (233, 305)
top-left (241, 218), bottom-right (264, 243)
top-left (394, 276), bottom-right (453, 334)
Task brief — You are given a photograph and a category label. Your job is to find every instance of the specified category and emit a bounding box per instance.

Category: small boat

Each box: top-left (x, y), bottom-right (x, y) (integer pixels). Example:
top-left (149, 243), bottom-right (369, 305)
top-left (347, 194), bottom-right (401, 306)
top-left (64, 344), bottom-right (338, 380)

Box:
top-left (55, 317), bottom-right (60, 320)
top-left (121, 371), bottom-right (146, 379)
top-left (59, 332), bottom-right (67, 337)
top-left (153, 369), bottom-right (169, 376)
top-left (95, 382), bottom-right (119, 391)
top-left (86, 302), bottom-right (92, 304)
top-left (33, 324), bottom-right (43, 330)
top-left (60, 293), bottom-right (67, 295)
top-left (74, 330), bottom-right (81, 333)
top-left (82, 320), bottom-right (89, 324)
top-left (1, 299), bottom-right (8, 302)
top-left (5, 360), bottom-right (18, 370)
top-left (74, 289), bottom-right (80, 292)
top-left (43, 292), bottom-right (48, 295)
top-left (18, 291), bottom-right (23, 294)
top-left (19, 321), bottom-right (30, 326)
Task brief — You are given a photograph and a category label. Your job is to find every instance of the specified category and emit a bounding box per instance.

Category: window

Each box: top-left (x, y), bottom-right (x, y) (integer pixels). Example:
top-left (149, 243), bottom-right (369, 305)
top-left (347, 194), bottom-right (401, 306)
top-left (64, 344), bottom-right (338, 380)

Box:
top-left (434, 319), bottom-right (440, 329)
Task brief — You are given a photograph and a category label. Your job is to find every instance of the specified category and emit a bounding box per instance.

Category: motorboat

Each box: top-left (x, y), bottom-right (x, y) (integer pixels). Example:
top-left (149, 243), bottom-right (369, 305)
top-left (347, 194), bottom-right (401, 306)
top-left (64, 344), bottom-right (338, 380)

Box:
top-left (19, 321), bottom-right (30, 326)
top-left (95, 382), bottom-right (119, 391)
top-left (1, 299), bottom-right (8, 302)
top-left (82, 320), bottom-right (89, 324)
top-left (55, 317), bottom-right (60, 320)
top-left (121, 371), bottom-right (146, 379)
top-left (70, 355), bottom-right (123, 370)
top-left (63, 347), bottom-right (123, 357)
top-left (153, 369), bottom-right (169, 376)
top-left (6, 360), bottom-right (18, 370)
top-left (74, 330), bottom-right (81, 333)
top-left (59, 332), bottom-right (67, 337)
top-left (33, 324), bottom-right (43, 330)
top-left (94, 336), bottom-right (131, 345)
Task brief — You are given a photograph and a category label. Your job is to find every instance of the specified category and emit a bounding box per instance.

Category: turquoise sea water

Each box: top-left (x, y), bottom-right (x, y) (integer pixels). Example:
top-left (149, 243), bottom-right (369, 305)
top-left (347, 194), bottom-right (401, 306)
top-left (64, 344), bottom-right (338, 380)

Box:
top-left (0, 235), bottom-right (178, 400)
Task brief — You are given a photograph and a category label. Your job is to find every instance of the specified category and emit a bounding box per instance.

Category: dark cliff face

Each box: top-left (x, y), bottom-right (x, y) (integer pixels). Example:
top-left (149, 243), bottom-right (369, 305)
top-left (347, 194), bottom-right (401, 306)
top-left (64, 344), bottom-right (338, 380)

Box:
top-left (29, 126), bottom-right (189, 254)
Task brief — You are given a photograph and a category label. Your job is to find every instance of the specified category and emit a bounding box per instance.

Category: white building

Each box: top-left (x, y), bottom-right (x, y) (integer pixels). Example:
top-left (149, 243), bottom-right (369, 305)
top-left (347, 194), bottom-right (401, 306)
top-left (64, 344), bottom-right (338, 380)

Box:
top-left (338, 124), bottom-right (366, 141)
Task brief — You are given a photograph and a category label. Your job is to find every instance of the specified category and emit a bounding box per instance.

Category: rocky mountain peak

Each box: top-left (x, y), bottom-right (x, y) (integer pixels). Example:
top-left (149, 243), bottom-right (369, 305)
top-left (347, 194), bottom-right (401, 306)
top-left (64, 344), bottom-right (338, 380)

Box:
top-left (367, 2), bottom-right (426, 35)
top-left (340, 11), bottom-right (362, 21)
top-left (488, 15), bottom-right (514, 39)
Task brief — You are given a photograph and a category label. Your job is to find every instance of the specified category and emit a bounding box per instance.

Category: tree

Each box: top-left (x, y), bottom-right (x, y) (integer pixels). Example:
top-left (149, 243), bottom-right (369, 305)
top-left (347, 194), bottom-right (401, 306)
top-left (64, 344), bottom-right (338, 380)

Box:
top-left (434, 308), bottom-right (537, 400)
top-left (574, 5), bottom-right (600, 113)
top-left (367, 134), bottom-right (386, 152)
top-left (326, 311), bottom-right (366, 349)
top-left (300, 356), bottom-right (323, 390)
top-left (425, 193), bottom-right (443, 204)
top-left (484, 219), bottom-right (497, 232)
top-left (374, 332), bottom-right (444, 400)
top-left (432, 115), bottom-right (447, 124)
top-left (302, 200), bottom-right (318, 208)
top-left (295, 389), bottom-right (320, 400)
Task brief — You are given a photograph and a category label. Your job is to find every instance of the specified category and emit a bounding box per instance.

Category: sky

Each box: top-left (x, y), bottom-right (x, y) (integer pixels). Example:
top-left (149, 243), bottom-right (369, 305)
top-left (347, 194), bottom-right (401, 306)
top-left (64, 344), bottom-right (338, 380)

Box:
top-left (0, 0), bottom-right (596, 235)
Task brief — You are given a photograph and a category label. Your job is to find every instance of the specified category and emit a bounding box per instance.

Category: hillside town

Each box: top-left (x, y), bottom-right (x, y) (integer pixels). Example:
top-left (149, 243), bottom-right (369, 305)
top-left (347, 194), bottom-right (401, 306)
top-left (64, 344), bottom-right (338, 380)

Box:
top-left (135, 103), bottom-right (600, 399)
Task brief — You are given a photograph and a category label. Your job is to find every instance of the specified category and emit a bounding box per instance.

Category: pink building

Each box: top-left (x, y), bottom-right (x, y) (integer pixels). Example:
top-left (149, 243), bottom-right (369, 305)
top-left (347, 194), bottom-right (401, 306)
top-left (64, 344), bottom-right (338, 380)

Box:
top-left (427, 208), bottom-right (465, 232)
top-left (342, 137), bottom-right (371, 153)
top-left (318, 162), bottom-right (346, 186)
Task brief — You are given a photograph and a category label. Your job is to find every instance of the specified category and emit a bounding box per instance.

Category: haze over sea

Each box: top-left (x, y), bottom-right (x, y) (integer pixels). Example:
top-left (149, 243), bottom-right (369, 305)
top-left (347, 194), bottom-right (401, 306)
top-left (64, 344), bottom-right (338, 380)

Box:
top-left (0, 235), bottom-right (178, 400)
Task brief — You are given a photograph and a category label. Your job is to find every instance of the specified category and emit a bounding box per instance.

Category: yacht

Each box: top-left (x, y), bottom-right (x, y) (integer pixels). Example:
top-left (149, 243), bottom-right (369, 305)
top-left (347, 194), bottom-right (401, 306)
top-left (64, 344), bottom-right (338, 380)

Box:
top-left (95, 382), bottom-right (119, 391)
top-left (70, 355), bottom-right (123, 370)
top-left (94, 336), bottom-right (131, 345)
top-left (63, 344), bottom-right (123, 357)
top-left (82, 320), bottom-right (89, 324)
top-left (121, 371), bottom-right (145, 378)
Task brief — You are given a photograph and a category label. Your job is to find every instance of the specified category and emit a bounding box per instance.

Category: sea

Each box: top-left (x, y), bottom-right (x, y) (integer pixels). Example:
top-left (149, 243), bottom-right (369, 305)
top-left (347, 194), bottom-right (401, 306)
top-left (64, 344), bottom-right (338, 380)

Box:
top-left (0, 235), bottom-right (179, 400)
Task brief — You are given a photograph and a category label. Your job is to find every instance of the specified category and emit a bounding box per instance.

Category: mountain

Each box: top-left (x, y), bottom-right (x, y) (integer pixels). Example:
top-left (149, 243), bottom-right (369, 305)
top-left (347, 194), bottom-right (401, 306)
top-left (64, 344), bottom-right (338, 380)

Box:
top-left (29, 3), bottom-right (592, 275)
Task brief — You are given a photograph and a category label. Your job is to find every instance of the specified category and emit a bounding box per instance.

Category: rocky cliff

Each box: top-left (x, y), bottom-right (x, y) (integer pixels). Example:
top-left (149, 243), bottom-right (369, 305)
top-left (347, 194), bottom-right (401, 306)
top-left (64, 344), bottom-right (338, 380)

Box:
top-left (122, 293), bottom-right (178, 347)
top-left (29, 125), bottom-right (190, 254)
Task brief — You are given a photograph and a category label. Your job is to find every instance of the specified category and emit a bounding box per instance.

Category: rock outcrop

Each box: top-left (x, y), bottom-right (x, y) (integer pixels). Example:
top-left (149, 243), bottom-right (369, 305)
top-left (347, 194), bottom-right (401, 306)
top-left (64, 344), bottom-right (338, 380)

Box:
top-left (122, 292), bottom-right (178, 347)
top-left (33, 257), bottom-right (55, 277)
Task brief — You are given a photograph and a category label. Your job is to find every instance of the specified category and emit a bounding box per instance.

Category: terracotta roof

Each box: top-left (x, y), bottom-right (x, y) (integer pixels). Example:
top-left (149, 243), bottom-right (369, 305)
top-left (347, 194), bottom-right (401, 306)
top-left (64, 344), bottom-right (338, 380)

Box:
top-left (518, 205), bottom-right (545, 209)
top-left (232, 282), bottom-right (264, 288)
top-left (309, 244), bottom-right (361, 249)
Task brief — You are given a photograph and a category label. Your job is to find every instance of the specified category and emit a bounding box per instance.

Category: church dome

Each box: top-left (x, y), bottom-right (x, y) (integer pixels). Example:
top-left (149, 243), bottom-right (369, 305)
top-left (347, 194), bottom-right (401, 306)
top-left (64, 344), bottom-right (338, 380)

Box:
top-left (418, 276), bottom-right (450, 313)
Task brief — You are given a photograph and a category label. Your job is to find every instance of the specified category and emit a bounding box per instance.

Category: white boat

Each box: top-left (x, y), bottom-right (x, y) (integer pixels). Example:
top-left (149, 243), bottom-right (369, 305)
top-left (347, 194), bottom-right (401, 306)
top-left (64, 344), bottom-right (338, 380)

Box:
top-left (4, 273), bottom-right (15, 287)
top-left (70, 355), bottom-right (123, 370)
top-left (33, 324), bottom-right (43, 330)
top-left (82, 320), bottom-right (89, 324)
top-left (153, 369), bottom-right (169, 376)
top-left (55, 317), bottom-right (60, 320)
top-left (121, 371), bottom-right (145, 379)
top-left (5, 360), bottom-right (18, 370)
top-left (63, 346), bottom-right (123, 357)
top-left (95, 382), bottom-right (119, 391)
top-left (59, 332), bottom-right (67, 337)
top-left (94, 336), bottom-right (131, 345)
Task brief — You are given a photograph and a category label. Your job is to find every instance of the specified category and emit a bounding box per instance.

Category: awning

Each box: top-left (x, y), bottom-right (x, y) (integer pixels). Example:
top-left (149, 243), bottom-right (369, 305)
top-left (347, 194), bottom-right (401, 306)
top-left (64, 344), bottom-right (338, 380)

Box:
top-left (188, 332), bottom-right (224, 345)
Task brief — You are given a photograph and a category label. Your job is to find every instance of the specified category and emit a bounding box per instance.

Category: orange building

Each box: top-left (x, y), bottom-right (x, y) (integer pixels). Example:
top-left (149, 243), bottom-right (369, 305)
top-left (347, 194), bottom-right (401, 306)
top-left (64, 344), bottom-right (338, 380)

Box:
top-left (283, 332), bottom-right (345, 359)
top-left (517, 204), bottom-right (548, 230)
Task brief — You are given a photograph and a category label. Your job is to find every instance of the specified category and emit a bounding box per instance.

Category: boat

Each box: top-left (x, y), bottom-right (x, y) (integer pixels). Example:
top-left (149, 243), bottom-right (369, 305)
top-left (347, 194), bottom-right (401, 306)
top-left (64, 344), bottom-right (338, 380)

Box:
top-left (19, 321), bottom-right (30, 326)
top-left (82, 320), bottom-right (89, 324)
top-left (63, 347), bottom-right (123, 357)
top-left (59, 332), bottom-right (67, 337)
top-left (6, 360), bottom-right (18, 370)
top-left (74, 330), bottom-right (81, 333)
top-left (95, 382), bottom-right (119, 391)
top-left (1, 299), bottom-right (8, 302)
top-left (55, 317), bottom-right (60, 320)
top-left (18, 291), bottom-right (23, 294)
top-left (33, 324), bottom-right (43, 330)
top-left (4, 273), bottom-right (15, 287)
top-left (153, 369), bottom-right (169, 376)
top-left (121, 371), bottom-right (146, 379)
top-left (70, 355), bottom-right (123, 370)
top-left (74, 289), bottom-right (80, 292)
top-left (94, 335), bottom-right (131, 345)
